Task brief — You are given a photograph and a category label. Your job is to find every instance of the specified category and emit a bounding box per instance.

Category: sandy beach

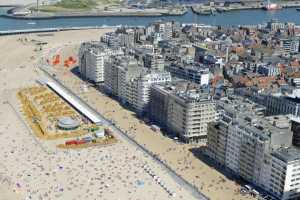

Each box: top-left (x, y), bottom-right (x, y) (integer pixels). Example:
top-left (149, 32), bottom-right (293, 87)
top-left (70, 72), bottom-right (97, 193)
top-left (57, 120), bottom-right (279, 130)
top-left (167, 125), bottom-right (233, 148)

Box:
top-left (42, 33), bottom-right (255, 200)
top-left (49, 67), bottom-right (254, 200)
top-left (0, 29), bottom-right (255, 200)
top-left (0, 29), bottom-right (201, 200)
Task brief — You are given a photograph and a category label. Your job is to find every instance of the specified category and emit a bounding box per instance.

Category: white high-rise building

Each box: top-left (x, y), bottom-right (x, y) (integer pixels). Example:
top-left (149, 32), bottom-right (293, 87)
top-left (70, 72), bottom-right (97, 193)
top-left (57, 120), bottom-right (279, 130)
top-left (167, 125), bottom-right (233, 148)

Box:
top-left (79, 42), bottom-right (123, 84)
top-left (144, 53), bottom-right (165, 71)
top-left (206, 95), bottom-right (298, 199)
top-left (134, 72), bottom-right (171, 112)
top-left (84, 49), bottom-right (105, 83)
top-left (268, 147), bottom-right (300, 200)
top-left (104, 56), bottom-right (171, 113)
top-left (104, 56), bottom-right (142, 97)
top-left (149, 82), bottom-right (216, 143)
top-left (146, 21), bottom-right (175, 41)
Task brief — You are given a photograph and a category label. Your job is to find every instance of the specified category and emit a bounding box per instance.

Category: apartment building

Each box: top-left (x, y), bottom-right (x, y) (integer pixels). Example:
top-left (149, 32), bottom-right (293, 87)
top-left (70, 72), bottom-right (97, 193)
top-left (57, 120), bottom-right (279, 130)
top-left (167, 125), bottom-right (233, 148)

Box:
top-left (134, 72), bottom-right (171, 112)
top-left (146, 21), bottom-right (178, 41)
top-left (79, 42), bottom-right (123, 83)
top-left (290, 117), bottom-right (300, 147)
top-left (280, 38), bottom-right (300, 54)
top-left (269, 147), bottom-right (300, 200)
top-left (104, 56), bottom-right (171, 113)
top-left (257, 64), bottom-right (281, 77)
top-left (101, 29), bottom-right (135, 48)
top-left (153, 21), bottom-right (173, 40)
top-left (149, 82), bottom-right (216, 143)
top-left (144, 53), bottom-right (165, 71)
top-left (267, 19), bottom-right (286, 32)
top-left (167, 63), bottom-right (210, 85)
top-left (235, 87), bottom-right (300, 118)
top-left (207, 95), bottom-right (295, 198)
top-left (265, 94), bottom-right (300, 117)
top-left (78, 41), bottom-right (96, 78)
top-left (104, 56), bottom-right (143, 96)
top-left (101, 32), bottom-right (121, 48)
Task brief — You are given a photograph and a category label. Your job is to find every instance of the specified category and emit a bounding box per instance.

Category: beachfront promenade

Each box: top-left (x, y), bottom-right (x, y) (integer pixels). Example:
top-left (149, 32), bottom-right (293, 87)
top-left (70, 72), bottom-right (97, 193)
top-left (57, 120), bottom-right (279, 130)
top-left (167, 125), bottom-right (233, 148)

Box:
top-left (0, 26), bottom-right (116, 35)
top-left (0, 29), bottom-right (251, 199)
top-left (39, 65), bottom-right (209, 200)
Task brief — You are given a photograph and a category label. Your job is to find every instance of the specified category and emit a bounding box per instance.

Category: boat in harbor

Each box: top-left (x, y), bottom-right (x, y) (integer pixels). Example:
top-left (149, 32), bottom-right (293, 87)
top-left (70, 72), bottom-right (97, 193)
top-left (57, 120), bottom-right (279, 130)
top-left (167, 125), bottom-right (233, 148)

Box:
top-left (161, 7), bottom-right (188, 16)
top-left (263, 0), bottom-right (282, 10)
top-left (216, 7), bottom-right (230, 13)
top-left (198, 9), bottom-right (213, 15)
top-left (191, 6), bottom-right (216, 16)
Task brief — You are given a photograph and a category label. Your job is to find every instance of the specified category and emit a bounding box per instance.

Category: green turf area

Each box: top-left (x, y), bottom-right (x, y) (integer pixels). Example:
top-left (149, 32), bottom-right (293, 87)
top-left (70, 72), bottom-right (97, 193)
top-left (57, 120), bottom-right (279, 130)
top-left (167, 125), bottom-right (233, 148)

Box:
top-left (33, 0), bottom-right (122, 12)
top-left (100, 0), bottom-right (121, 6)
top-left (55, 0), bottom-right (97, 9)
top-left (31, 6), bottom-right (88, 12)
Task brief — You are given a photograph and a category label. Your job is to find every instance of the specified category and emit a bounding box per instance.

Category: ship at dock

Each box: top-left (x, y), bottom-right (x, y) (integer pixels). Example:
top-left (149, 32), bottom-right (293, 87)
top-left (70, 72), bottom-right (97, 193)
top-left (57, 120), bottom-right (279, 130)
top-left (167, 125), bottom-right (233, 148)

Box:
top-left (263, 0), bottom-right (282, 10)
top-left (191, 6), bottom-right (216, 16)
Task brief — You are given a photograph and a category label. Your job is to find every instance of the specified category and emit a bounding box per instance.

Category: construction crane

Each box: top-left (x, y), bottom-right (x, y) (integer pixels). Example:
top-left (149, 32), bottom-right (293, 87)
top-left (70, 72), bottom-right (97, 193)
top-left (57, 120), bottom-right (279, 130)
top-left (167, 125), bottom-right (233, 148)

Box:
top-left (185, 82), bottom-right (191, 94)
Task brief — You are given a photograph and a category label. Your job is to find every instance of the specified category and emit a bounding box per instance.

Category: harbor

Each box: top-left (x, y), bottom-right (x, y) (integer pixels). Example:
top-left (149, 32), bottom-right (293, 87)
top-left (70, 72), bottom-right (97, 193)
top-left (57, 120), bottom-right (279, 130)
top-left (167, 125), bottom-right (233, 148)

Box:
top-left (1, 0), bottom-right (300, 19)
top-left (5, 7), bottom-right (188, 18)
top-left (1, 6), bottom-right (300, 31)
top-left (191, 0), bottom-right (300, 15)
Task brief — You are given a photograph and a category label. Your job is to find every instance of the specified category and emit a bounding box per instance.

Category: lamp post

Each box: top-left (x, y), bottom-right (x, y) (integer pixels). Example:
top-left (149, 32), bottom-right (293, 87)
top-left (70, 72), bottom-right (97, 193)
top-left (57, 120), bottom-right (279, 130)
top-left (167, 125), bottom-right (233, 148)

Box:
top-left (36, 0), bottom-right (39, 13)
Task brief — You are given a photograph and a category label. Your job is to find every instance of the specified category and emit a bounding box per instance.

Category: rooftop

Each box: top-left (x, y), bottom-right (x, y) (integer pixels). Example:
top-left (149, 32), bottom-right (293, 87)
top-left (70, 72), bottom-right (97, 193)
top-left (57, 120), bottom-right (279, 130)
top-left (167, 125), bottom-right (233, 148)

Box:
top-left (57, 116), bottom-right (80, 129)
top-left (169, 62), bottom-right (210, 73)
top-left (46, 80), bottom-right (103, 125)
top-left (218, 95), bottom-right (291, 144)
top-left (272, 146), bottom-right (300, 163)
top-left (153, 81), bottom-right (212, 103)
